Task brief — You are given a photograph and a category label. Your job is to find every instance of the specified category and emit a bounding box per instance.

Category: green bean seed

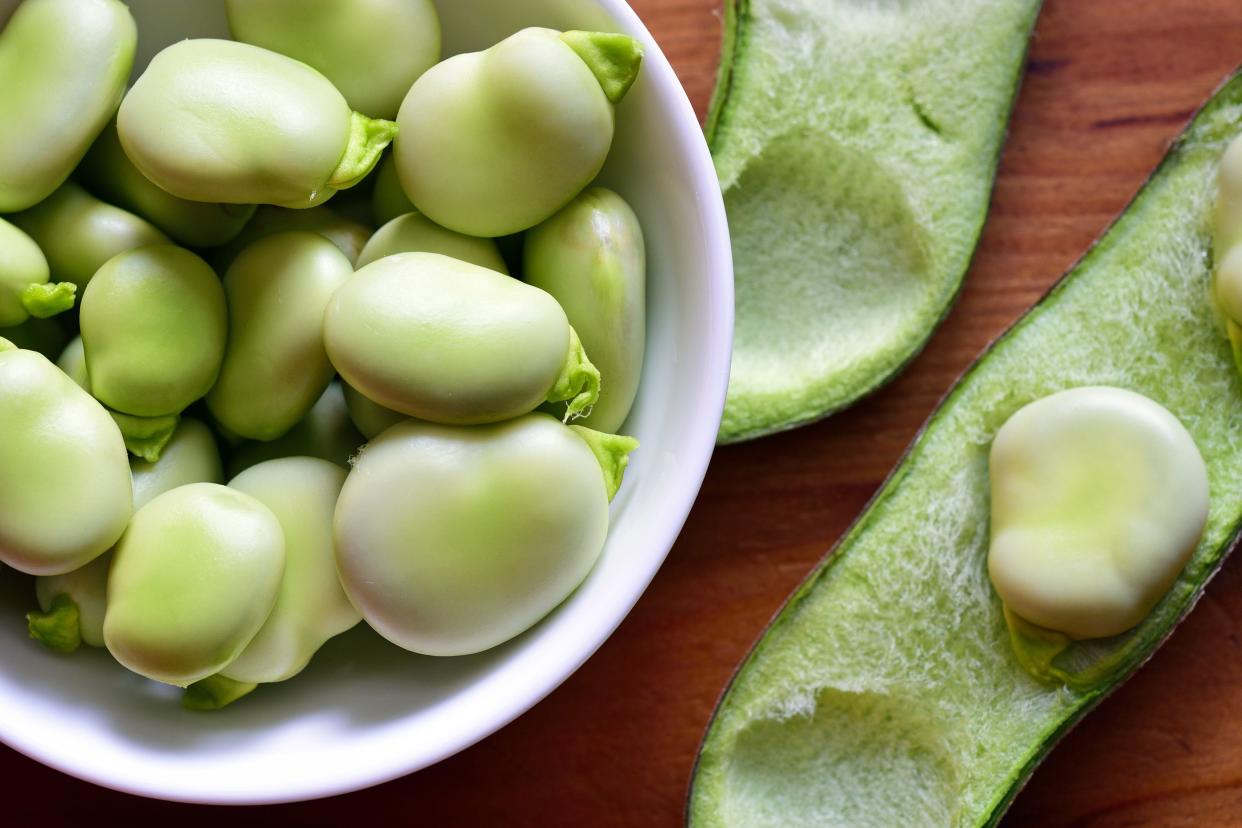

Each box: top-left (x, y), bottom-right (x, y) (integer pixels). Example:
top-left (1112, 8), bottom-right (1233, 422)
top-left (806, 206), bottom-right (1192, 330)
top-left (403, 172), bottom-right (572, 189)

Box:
top-left (224, 457), bottom-right (359, 683)
top-left (56, 335), bottom-right (88, 390)
top-left (0, 0), bottom-right (135, 211)
top-left (0, 347), bottom-right (131, 575)
top-left (226, 0), bottom-right (440, 121)
top-left (11, 181), bottom-right (168, 290)
top-left (118, 39), bottom-right (397, 209)
top-left (104, 483), bottom-right (285, 686)
top-left (394, 28), bottom-right (641, 236)
top-left (342, 382), bottom-right (406, 439)
top-left (371, 153), bottom-right (415, 225)
top-left (324, 252), bottom-right (600, 424)
top-left (213, 204), bottom-right (372, 271)
top-left (334, 415), bottom-right (635, 655)
top-left (207, 232), bottom-right (354, 441)
top-left (356, 212), bottom-right (508, 272)
top-left (77, 121), bottom-right (257, 248)
top-left (525, 188), bottom-right (646, 432)
top-left (80, 245), bottom-right (227, 417)
top-left (228, 382), bottom-right (364, 475)
top-left (0, 217), bottom-right (53, 328)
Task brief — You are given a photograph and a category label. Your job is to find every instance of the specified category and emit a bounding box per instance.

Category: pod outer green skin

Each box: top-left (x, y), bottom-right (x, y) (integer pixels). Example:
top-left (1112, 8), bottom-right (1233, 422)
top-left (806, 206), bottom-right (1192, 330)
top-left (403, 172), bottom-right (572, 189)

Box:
top-left (525, 188), bottom-right (645, 433)
top-left (77, 121), bottom-right (257, 248)
top-left (225, 0), bottom-right (440, 121)
top-left (334, 414), bottom-right (609, 656)
top-left (371, 153), bottom-right (416, 225)
top-left (212, 205), bottom-right (372, 271)
top-left (341, 382), bottom-right (407, 440)
top-left (11, 181), bottom-right (168, 290)
top-left (356, 212), bottom-right (509, 272)
top-left (117, 39), bottom-right (395, 209)
top-left (104, 482), bottom-right (285, 687)
top-left (689, 71), bottom-right (1242, 828)
top-left (324, 252), bottom-right (580, 424)
top-left (80, 245), bottom-right (227, 418)
top-left (394, 27), bottom-right (615, 237)
top-left (207, 232), bottom-right (353, 441)
top-left (711, 0), bottom-right (1041, 444)
top-left (0, 0), bottom-right (135, 212)
top-left (0, 349), bottom-right (131, 576)
top-left (0, 218), bottom-right (50, 328)
top-left (227, 382), bottom-right (364, 475)
top-left (224, 457), bottom-right (359, 684)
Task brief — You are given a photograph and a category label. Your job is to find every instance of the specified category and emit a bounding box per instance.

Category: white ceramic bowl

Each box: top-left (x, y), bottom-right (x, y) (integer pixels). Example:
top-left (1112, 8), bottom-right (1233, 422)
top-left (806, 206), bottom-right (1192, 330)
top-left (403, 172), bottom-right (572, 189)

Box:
top-left (0, 0), bottom-right (731, 805)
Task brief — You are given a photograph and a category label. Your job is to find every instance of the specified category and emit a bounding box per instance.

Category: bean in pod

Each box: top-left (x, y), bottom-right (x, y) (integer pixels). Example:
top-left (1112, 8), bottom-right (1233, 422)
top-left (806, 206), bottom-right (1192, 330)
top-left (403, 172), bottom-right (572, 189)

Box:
top-left (356, 212), bottom-right (508, 272)
top-left (225, 0), bottom-right (440, 121)
top-left (80, 245), bottom-right (227, 418)
top-left (11, 181), bottom-right (168, 290)
top-left (334, 414), bottom-right (637, 656)
top-left (118, 39), bottom-right (398, 209)
top-left (394, 28), bottom-right (643, 236)
top-left (77, 122), bottom-right (257, 248)
top-left (104, 483), bottom-right (285, 687)
top-left (185, 458), bottom-right (359, 709)
top-left (0, 345), bottom-right (131, 576)
top-left (324, 252), bottom-right (600, 424)
top-left (207, 232), bottom-right (353, 441)
top-left (0, 217), bottom-right (72, 329)
top-left (0, 0), bottom-right (135, 211)
top-left (28, 418), bottom-right (223, 652)
top-left (525, 188), bottom-right (646, 433)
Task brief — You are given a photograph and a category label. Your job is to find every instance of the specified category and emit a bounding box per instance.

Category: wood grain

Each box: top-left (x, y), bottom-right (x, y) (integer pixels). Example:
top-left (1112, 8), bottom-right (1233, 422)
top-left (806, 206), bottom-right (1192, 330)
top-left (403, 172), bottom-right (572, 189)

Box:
top-left (7, 1), bottom-right (1242, 825)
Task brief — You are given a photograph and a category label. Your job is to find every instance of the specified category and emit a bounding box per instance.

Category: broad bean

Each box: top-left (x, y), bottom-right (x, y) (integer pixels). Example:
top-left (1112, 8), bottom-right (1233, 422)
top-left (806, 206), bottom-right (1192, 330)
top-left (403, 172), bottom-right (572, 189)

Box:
top-left (0, 347), bottom-right (131, 575)
top-left (228, 382), bottom-right (364, 475)
top-left (525, 188), bottom-right (646, 432)
top-left (0, 0), bottom-right (135, 211)
top-left (394, 28), bottom-right (641, 236)
top-left (333, 415), bottom-right (635, 655)
top-left (118, 39), bottom-right (397, 209)
top-left (104, 483), bottom-right (285, 686)
top-left (324, 252), bottom-right (599, 424)
top-left (225, 0), bottom-right (439, 121)
top-left (356, 212), bottom-right (508, 272)
top-left (80, 245), bottom-right (227, 417)
top-left (207, 232), bottom-right (353, 441)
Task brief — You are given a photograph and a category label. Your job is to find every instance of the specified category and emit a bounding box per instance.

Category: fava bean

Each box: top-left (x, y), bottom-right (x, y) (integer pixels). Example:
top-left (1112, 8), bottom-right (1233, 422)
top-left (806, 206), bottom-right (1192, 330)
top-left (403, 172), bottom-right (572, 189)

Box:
top-left (0, 348), bottom-right (131, 575)
top-left (342, 382), bottom-right (406, 440)
top-left (77, 121), bottom-right (256, 248)
top-left (324, 252), bottom-right (599, 424)
top-left (208, 232), bottom-right (352, 440)
top-left (228, 382), bottom-right (364, 475)
top-left (225, 0), bottom-right (439, 121)
top-left (371, 153), bottom-right (415, 226)
top-left (356, 212), bottom-right (508, 272)
top-left (213, 204), bottom-right (372, 271)
top-left (0, 0), bottom-right (135, 211)
top-left (0, 217), bottom-right (63, 329)
top-left (11, 181), bottom-right (168, 290)
top-left (525, 188), bottom-right (646, 432)
top-left (223, 458), bottom-right (358, 684)
top-left (334, 415), bottom-right (635, 655)
top-left (80, 246), bottom-right (227, 418)
top-left (394, 28), bottom-right (641, 236)
top-left (28, 418), bottom-right (223, 652)
top-left (118, 39), bottom-right (397, 209)
top-left (104, 483), bottom-right (285, 686)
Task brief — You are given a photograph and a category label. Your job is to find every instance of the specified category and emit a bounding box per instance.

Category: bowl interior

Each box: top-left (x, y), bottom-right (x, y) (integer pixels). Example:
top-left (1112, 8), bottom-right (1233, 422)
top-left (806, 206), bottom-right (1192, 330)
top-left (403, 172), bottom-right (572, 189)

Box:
top-left (0, 0), bottom-right (731, 803)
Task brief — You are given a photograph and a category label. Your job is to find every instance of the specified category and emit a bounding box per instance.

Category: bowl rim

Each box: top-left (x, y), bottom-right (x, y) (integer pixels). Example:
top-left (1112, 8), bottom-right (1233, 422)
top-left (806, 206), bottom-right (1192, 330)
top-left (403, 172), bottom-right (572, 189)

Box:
top-left (0, 0), bottom-right (733, 804)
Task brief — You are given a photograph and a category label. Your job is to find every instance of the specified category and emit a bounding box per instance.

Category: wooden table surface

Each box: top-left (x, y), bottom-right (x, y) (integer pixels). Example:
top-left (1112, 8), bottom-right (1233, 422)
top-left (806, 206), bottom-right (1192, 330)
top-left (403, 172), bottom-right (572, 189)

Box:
top-left (8, 1), bottom-right (1242, 825)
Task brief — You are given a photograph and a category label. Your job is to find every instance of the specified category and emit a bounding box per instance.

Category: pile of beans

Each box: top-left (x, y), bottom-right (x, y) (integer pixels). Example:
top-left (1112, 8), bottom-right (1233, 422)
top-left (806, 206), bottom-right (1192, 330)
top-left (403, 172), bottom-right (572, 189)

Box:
top-left (0, 0), bottom-right (646, 709)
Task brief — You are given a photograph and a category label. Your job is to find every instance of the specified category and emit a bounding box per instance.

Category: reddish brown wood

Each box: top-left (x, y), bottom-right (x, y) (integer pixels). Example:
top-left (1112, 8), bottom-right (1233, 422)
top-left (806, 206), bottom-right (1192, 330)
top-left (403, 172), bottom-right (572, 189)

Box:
top-left (7, 1), bottom-right (1242, 825)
